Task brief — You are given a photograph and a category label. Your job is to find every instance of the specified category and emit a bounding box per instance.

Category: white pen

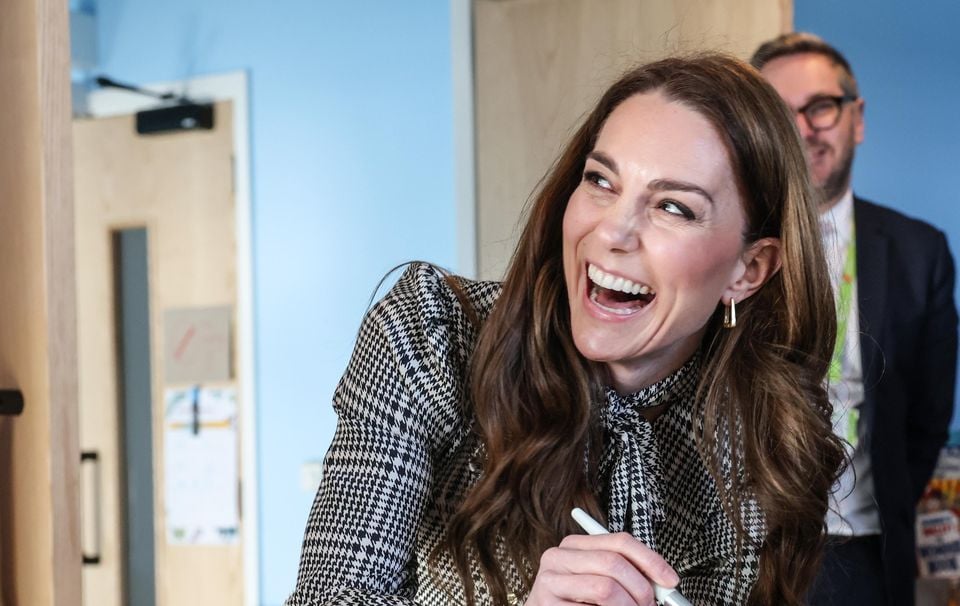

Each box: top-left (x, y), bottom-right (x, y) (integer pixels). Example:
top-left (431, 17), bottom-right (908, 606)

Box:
top-left (571, 508), bottom-right (693, 606)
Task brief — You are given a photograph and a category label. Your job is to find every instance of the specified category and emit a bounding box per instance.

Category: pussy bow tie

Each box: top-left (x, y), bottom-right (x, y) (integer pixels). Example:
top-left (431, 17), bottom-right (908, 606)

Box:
top-left (596, 354), bottom-right (699, 551)
top-left (599, 398), bottom-right (666, 551)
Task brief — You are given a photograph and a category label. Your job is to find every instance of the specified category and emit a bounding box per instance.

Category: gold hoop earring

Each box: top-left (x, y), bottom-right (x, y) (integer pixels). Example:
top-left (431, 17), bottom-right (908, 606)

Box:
top-left (723, 298), bottom-right (737, 329)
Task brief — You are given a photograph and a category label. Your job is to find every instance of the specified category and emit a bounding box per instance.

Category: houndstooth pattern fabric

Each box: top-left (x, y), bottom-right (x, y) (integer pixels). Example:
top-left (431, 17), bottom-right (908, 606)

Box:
top-left (286, 263), bottom-right (764, 606)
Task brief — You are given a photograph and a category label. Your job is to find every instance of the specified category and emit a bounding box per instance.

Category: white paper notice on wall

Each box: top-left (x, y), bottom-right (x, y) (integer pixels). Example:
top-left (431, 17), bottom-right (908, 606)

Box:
top-left (164, 386), bottom-right (239, 545)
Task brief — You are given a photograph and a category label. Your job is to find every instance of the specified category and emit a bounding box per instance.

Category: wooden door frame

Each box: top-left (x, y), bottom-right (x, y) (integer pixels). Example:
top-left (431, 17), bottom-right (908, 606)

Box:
top-left (84, 71), bottom-right (258, 606)
top-left (0, 0), bottom-right (78, 604)
top-left (452, 0), bottom-right (477, 278)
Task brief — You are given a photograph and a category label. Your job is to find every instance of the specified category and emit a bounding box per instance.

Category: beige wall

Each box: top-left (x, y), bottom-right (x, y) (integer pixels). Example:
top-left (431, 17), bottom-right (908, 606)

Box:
top-left (0, 0), bottom-right (79, 603)
top-left (474, 0), bottom-right (793, 279)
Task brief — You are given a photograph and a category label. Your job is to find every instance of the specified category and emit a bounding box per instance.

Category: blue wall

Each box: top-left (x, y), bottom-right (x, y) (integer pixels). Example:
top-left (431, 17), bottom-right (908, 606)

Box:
top-left (91, 1), bottom-right (458, 603)
top-left (796, 1), bottom-right (960, 427)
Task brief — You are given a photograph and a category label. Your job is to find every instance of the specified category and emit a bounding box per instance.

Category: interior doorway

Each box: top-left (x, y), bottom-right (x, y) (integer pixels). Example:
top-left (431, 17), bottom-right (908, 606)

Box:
top-left (74, 72), bottom-right (257, 606)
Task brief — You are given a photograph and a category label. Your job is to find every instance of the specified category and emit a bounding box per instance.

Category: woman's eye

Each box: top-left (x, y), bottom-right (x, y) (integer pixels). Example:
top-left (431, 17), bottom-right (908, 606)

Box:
top-left (584, 171), bottom-right (612, 190)
top-left (660, 199), bottom-right (695, 219)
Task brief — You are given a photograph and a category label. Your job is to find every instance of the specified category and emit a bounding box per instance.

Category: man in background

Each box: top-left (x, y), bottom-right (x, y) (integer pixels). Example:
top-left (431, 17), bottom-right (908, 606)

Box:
top-left (753, 33), bottom-right (958, 605)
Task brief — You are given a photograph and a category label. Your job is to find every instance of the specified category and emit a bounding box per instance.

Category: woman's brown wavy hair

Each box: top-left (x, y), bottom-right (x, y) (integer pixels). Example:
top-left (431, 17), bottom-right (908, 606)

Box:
top-left (444, 53), bottom-right (845, 605)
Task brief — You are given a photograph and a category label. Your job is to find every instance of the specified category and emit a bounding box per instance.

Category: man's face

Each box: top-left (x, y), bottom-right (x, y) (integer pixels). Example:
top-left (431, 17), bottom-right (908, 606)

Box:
top-left (760, 52), bottom-right (864, 209)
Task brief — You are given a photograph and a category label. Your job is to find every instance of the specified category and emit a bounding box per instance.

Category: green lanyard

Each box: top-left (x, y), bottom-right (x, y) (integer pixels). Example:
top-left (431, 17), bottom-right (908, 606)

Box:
top-left (829, 225), bottom-right (860, 447)
top-left (829, 226), bottom-right (857, 384)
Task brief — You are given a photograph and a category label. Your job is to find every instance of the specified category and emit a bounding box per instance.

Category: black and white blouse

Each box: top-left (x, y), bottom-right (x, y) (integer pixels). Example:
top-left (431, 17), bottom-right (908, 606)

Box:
top-left (286, 263), bottom-right (764, 606)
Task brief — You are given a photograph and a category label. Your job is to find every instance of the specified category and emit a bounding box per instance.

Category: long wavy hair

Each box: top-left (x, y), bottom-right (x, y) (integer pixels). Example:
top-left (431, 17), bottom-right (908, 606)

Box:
top-left (444, 53), bottom-right (845, 605)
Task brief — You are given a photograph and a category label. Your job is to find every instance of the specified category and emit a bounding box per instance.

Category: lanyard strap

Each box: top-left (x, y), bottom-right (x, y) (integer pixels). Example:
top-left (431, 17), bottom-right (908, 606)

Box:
top-left (829, 226), bottom-right (857, 384)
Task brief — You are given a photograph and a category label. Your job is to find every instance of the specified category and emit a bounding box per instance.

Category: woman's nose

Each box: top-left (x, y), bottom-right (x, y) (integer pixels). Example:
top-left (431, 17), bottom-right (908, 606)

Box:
top-left (595, 198), bottom-right (642, 252)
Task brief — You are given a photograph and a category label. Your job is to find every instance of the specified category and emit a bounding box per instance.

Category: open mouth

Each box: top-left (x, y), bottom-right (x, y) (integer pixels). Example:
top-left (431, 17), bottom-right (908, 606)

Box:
top-left (587, 263), bottom-right (656, 316)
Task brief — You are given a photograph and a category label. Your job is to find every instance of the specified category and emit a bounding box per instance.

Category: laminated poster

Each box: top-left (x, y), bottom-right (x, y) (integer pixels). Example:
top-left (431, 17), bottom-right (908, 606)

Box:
top-left (164, 386), bottom-right (239, 545)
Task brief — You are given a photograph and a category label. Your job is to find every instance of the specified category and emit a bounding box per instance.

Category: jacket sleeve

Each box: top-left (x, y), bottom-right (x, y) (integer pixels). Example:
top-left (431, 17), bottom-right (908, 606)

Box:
top-left (285, 262), bottom-right (478, 605)
top-left (907, 230), bottom-right (958, 501)
top-left (285, 310), bottom-right (432, 605)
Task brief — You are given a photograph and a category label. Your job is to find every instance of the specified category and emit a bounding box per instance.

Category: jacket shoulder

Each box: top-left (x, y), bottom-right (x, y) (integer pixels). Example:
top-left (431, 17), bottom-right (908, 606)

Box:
top-left (855, 197), bottom-right (948, 242)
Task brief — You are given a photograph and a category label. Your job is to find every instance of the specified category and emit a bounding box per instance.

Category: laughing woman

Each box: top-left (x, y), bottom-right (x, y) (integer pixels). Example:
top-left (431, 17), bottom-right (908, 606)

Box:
top-left (287, 54), bottom-right (845, 606)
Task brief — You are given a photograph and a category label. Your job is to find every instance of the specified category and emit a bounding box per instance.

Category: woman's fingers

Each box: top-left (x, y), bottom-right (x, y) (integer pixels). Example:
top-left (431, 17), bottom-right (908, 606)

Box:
top-left (532, 567), bottom-right (649, 605)
top-left (529, 533), bottom-right (678, 605)
top-left (559, 532), bottom-right (680, 587)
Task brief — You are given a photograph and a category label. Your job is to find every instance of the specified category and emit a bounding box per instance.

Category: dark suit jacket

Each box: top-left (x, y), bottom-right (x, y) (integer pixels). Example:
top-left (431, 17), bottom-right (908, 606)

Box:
top-left (855, 196), bottom-right (958, 605)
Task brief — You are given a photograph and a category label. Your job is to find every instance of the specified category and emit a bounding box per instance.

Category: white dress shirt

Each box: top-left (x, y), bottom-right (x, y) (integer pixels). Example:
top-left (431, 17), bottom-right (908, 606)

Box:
top-left (821, 189), bottom-right (882, 536)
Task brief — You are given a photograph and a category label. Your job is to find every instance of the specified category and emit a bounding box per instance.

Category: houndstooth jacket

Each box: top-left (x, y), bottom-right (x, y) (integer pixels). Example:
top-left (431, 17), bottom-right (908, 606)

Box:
top-left (286, 263), bottom-right (764, 606)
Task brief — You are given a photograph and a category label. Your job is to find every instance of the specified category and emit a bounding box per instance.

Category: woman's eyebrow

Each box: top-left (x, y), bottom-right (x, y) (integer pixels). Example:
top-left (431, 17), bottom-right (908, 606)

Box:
top-left (587, 151), bottom-right (715, 205)
top-left (648, 178), bottom-right (715, 205)
top-left (586, 150), bottom-right (618, 174)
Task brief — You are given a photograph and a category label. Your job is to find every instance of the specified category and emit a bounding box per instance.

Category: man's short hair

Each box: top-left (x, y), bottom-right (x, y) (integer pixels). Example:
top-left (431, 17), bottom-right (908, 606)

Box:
top-left (751, 32), bottom-right (859, 97)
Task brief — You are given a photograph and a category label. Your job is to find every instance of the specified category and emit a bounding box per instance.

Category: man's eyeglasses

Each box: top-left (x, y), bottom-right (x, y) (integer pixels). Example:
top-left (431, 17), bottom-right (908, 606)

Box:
top-left (796, 94), bottom-right (858, 132)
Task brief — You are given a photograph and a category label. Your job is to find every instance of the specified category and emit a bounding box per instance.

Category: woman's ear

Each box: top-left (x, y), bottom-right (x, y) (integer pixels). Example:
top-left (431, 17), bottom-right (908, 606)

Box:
top-left (723, 237), bottom-right (782, 304)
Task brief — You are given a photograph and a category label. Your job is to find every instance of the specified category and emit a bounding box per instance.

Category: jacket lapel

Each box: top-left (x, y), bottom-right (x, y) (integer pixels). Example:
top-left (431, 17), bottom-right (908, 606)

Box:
top-left (853, 197), bottom-right (888, 431)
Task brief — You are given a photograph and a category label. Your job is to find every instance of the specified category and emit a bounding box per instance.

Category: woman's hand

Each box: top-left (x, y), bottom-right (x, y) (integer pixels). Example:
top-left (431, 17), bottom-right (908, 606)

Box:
top-left (525, 532), bottom-right (679, 605)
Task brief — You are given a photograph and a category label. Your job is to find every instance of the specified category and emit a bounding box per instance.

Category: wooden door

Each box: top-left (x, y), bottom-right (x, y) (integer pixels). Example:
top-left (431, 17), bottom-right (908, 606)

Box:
top-left (73, 102), bottom-right (244, 606)
top-left (474, 0), bottom-right (793, 279)
top-left (0, 0), bottom-right (80, 604)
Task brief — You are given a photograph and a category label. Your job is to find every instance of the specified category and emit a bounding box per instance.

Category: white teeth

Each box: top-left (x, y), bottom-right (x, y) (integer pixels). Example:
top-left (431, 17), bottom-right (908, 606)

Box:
top-left (587, 263), bottom-right (655, 296)
top-left (590, 287), bottom-right (637, 315)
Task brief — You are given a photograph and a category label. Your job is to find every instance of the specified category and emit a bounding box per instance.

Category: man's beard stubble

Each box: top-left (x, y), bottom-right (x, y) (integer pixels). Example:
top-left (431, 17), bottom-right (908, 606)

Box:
top-left (818, 143), bottom-right (855, 206)
top-left (809, 132), bottom-right (856, 208)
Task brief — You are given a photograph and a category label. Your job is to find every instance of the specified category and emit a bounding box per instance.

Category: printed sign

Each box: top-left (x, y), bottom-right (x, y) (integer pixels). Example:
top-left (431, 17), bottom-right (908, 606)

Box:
top-left (164, 386), bottom-right (239, 544)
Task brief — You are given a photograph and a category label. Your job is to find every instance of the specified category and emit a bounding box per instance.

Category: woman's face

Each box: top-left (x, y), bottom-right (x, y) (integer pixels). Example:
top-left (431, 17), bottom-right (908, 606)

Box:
top-left (562, 91), bottom-right (750, 393)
